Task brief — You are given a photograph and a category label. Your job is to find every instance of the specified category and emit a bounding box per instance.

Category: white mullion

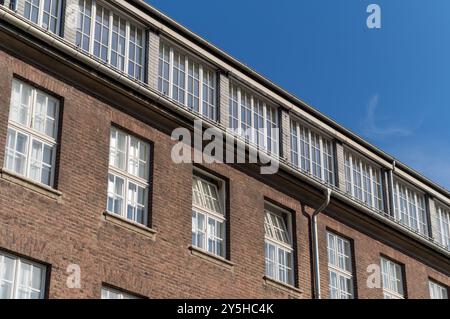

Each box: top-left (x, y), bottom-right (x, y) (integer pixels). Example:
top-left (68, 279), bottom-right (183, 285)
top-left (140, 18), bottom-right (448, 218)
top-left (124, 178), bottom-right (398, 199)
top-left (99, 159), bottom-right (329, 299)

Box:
top-left (249, 95), bottom-right (254, 144)
top-left (273, 244), bottom-right (279, 281)
top-left (359, 159), bottom-right (364, 201)
top-left (37, 0), bottom-right (43, 28)
top-left (213, 72), bottom-right (217, 120)
top-left (237, 87), bottom-right (242, 136)
top-left (12, 258), bottom-right (20, 299)
top-left (202, 210), bottom-right (208, 250)
top-left (107, 10), bottom-right (113, 64)
top-left (444, 211), bottom-right (449, 245)
top-left (89, 1), bottom-right (96, 54)
top-left (124, 22), bottom-right (130, 75)
top-left (28, 264), bottom-right (35, 298)
top-left (168, 48), bottom-right (174, 99)
top-left (307, 129), bottom-right (312, 173)
top-left (263, 102), bottom-right (268, 150)
top-left (333, 235), bottom-right (339, 270)
top-left (140, 28), bottom-right (146, 80)
top-left (329, 141), bottom-right (335, 185)
top-left (143, 187), bottom-right (149, 226)
top-left (184, 56), bottom-right (188, 108)
top-left (404, 187), bottom-right (411, 228)
top-left (413, 192), bottom-right (420, 232)
top-left (437, 208), bottom-right (442, 243)
top-left (205, 211), bottom-right (210, 253)
top-left (29, 86), bottom-right (36, 133)
top-left (395, 182), bottom-right (401, 220)
top-left (296, 122), bottom-right (300, 168)
top-left (25, 135), bottom-right (33, 182)
top-left (369, 166), bottom-right (375, 208)
top-left (319, 136), bottom-right (325, 181)
top-left (199, 64), bottom-right (204, 116)
top-left (122, 135), bottom-right (130, 219)
top-left (349, 154), bottom-right (355, 197)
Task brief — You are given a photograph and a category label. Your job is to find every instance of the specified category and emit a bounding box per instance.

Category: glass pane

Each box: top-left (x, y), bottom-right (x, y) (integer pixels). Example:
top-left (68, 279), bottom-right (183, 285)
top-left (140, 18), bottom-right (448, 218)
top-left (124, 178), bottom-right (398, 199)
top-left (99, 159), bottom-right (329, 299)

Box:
top-left (19, 262), bottom-right (31, 287)
top-left (1, 256), bottom-right (15, 282)
top-left (31, 266), bottom-right (42, 290)
top-left (0, 282), bottom-right (12, 299)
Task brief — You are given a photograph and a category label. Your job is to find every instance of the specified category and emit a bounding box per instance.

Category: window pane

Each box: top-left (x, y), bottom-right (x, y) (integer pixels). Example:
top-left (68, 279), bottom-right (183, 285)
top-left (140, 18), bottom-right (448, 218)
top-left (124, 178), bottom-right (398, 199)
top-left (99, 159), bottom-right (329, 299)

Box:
top-left (101, 286), bottom-right (138, 299)
top-left (192, 210), bottom-right (205, 250)
top-left (191, 176), bottom-right (222, 215)
top-left (327, 232), bottom-right (354, 299)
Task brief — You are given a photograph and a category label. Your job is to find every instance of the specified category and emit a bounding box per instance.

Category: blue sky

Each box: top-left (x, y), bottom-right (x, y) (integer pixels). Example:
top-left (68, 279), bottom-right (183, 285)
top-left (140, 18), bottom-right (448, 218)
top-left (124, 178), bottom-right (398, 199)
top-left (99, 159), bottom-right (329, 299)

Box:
top-left (146, 0), bottom-right (450, 190)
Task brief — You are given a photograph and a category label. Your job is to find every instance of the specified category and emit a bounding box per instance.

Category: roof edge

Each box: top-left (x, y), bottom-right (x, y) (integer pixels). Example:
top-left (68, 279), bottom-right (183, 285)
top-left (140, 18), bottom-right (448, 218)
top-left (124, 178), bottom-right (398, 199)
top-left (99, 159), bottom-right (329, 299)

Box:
top-left (128, 1), bottom-right (449, 197)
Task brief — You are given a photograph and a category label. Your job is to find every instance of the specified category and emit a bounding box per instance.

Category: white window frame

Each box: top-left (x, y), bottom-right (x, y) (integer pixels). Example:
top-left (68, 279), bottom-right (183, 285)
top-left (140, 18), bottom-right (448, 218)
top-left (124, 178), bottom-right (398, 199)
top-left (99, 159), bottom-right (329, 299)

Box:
top-left (381, 257), bottom-right (404, 299)
top-left (344, 149), bottom-right (384, 211)
top-left (101, 286), bottom-right (138, 299)
top-left (429, 280), bottom-right (448, 299)
top-left (228, 82), bottom-right (279, 155)
top-left (75, 0), bottom-right (146, 81)
top-left (191, 173), bottom-right (226, 258)
top-left (393, 179), bottom-right (428, 236)
top-left (23, 0), bottom-right (63, 35)
top-left (0, 251), bottom-right (46, 299)
top-left (435, 205), bottom-right (450, 250)
top-left (4, 79), bottom-right (59, 188)
top-left (264, 203), bottom-right (294, 286)
top-left (326, 232), bottom-right (354, 299)
top-left (158, 41), bottom-right (218, 121)
top-left (290, 119), bottom-right (335, 185)
top-left (107, 127), bottom-right (150, 226)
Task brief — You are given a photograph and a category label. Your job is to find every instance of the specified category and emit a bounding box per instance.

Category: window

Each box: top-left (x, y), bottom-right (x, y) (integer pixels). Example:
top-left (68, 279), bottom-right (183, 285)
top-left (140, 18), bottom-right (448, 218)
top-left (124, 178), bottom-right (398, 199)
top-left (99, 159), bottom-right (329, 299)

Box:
top-left (327, 232), bottom-right (354, 299)
top-left (381, 257), bottom-right (404, 299)
top-left (429, 280), bottom-right (448, 299)
top-left (0, 251), bottom-right (46, 299)
top-left (264, 204), bottom-right (293, 286)
top-left (107, 127), bottom-right (150, 226)
top-left (393, 180), bottom-right (428, 236)
top-left (435, 205), bottom-right (450, 250)
top-left (290, 120), bottom-right (334, 184)
top-left (191, 174), bottom-right (225, 258)
top-left (23, 0), bottom-right (62, 34)
top-left (228, 83), bottom-right (279, 155)
top-left (101, 286), bottom-right (138, 299)
top-left (4, 79), bottom-right (59, 187)
top-left (344, 150), bottom-right (383, 211)
top-left (75, 0), bottom-right (145, 81)
top-left (158, 42), bottom-right (217, 121)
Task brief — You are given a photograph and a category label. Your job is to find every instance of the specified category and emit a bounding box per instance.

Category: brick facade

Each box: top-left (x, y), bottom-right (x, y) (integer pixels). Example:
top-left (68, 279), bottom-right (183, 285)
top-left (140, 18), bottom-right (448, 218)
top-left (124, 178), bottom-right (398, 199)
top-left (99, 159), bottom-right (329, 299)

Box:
top-left (0, 1), bottom-right (448, 300)
top-left (0, 46), bottom-right (448, 299)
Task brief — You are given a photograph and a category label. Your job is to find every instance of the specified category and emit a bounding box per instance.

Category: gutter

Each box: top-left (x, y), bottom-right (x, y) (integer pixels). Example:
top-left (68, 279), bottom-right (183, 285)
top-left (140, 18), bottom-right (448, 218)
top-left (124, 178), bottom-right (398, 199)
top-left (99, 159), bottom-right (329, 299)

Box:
top-left (0, 7), bottom-right (449, 259)
top-left (311, 188), bottom-right (331, 299)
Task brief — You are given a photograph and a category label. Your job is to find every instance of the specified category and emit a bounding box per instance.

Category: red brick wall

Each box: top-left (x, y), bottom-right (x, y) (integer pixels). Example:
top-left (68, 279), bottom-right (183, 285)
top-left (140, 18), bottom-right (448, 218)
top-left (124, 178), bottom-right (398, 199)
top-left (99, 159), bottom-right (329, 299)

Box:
top-left (0, 49), bottom-right (447, 299)
top-left (316, 212), bottom-right (450, 299)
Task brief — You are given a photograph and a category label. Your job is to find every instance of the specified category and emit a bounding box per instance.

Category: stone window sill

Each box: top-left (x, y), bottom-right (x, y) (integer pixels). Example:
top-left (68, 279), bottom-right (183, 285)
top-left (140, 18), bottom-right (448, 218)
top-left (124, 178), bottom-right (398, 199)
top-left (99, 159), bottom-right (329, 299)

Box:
top-left (263, 276), bottom-right (302, 298)
top-left (0, 168), bottom-right (62, 200)
top-left (188, 245), bottom-right (234, 271)
top-left (103, 211), bottom-right (157, 241)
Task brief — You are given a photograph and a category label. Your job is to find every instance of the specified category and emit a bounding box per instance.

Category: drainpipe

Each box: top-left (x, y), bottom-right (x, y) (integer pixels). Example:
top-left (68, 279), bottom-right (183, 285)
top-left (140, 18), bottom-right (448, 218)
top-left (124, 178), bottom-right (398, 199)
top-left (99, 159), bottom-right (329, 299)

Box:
top-left (311, 188), bottom-right (331, 299)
